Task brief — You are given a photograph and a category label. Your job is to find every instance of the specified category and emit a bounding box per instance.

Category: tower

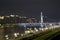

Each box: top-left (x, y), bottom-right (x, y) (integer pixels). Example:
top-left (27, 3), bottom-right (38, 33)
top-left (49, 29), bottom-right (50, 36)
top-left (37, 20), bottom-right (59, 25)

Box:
top-left (41, 12), bottom-right (43, 28)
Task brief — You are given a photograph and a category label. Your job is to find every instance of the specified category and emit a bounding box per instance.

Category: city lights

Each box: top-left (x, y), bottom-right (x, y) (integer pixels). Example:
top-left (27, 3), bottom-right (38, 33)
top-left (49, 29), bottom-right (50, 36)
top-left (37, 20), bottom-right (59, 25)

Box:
top-left (0, 16), bottom-right (4, 19)
top-left (0, 12), bottom-right (60, 40)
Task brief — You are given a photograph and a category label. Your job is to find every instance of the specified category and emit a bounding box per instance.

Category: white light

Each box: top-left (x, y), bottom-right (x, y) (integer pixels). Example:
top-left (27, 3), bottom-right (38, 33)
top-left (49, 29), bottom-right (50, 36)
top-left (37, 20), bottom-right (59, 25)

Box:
top-left (27, 31), bottom-right (30, 33)
top-left (14, 33), bottom-right (17, 37)
top-left (41, 28), bottom-right (44, 31)
top-left (49, 24), bottom-right (52, 26)
top-left (5, 35), bottom-right (8, 37)
top-left (16, 15), bottom-right (18, 17)
top-left (27, 28), bottom-right (29, 29)
top-left (5, 35), bottom-right (9, 40)
top-left (30, 30), bottom-right (33, 32)
top-left (25, 31), bottom-right (30, 34)
top-left (39, 28), bottom-right (44, 31)
top-left (6, 37), bottom-right (9, 40)
top-left (10, 15), bottom-right (15, 17)
top-left (35, 29), bottom-right (38, 32)
top-left (0, 16), bottom-right (4, 19)
top-left (17, 33), bottom-right (19, 35)
top-left (34, 28), bottom-right (38, 32)
top-left (45, 27), bottom-right (48, 30)
top-left (21, 34), bottom-right (24, 36)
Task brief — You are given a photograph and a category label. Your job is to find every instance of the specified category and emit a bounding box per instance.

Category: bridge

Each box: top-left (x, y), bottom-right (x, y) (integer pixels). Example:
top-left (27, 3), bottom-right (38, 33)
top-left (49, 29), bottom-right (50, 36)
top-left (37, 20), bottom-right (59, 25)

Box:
top-left (17, 12), bottom-right (60, 27)
top-left (17, 22), bottom-right (59, 27)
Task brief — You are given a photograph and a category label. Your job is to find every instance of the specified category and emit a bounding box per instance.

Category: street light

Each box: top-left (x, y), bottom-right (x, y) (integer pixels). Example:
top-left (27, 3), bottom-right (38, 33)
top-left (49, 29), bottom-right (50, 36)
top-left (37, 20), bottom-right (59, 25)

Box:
top-left (14, 33), bottom-right (18, 37)
top-left (0, 16), bottom-right (4, 19)
top-left (5, 35), bottom-right (9, 40)
top-left (34, 28), bottom-right (38, 32)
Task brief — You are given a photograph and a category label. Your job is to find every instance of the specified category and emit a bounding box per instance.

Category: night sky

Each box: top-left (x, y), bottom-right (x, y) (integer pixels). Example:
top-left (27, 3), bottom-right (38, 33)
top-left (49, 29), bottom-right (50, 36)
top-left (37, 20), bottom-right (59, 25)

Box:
top-left (0, 0), bottom-right (60, 22)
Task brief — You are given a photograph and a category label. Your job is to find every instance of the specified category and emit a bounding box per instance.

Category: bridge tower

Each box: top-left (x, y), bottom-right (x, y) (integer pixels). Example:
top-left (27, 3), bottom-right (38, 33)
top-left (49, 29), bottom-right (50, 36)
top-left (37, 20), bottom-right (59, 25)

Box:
top-left (41, 12), bottom-right (43, 28)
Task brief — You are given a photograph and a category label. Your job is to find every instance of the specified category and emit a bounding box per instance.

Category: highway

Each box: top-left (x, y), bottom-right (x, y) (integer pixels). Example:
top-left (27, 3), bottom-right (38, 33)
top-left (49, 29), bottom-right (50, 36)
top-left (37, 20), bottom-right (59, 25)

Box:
top-left (17, 27), bottom-right (60, 40)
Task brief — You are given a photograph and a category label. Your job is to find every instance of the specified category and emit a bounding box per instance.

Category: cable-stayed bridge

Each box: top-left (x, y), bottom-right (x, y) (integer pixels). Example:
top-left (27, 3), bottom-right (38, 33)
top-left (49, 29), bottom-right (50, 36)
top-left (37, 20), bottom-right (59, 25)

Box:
top-left (17, 12), bottom-right (60, 27)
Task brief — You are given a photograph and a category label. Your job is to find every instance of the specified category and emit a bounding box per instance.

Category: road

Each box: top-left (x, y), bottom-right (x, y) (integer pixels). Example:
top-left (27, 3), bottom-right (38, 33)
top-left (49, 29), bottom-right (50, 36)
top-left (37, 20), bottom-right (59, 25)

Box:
top-left (19, 28), bottom-right (60, 40)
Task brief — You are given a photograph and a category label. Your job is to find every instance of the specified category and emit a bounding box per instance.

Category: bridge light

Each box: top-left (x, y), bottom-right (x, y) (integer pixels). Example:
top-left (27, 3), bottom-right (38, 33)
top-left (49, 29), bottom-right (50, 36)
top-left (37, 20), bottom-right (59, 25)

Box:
top-left (49, 24), bottom-right (52, 26)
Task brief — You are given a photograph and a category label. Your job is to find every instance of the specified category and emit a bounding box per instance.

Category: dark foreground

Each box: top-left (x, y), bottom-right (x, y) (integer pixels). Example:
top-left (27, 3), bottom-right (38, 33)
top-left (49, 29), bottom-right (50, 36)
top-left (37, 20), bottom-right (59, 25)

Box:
top-left (50, 32), bottom-right (60, 40)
